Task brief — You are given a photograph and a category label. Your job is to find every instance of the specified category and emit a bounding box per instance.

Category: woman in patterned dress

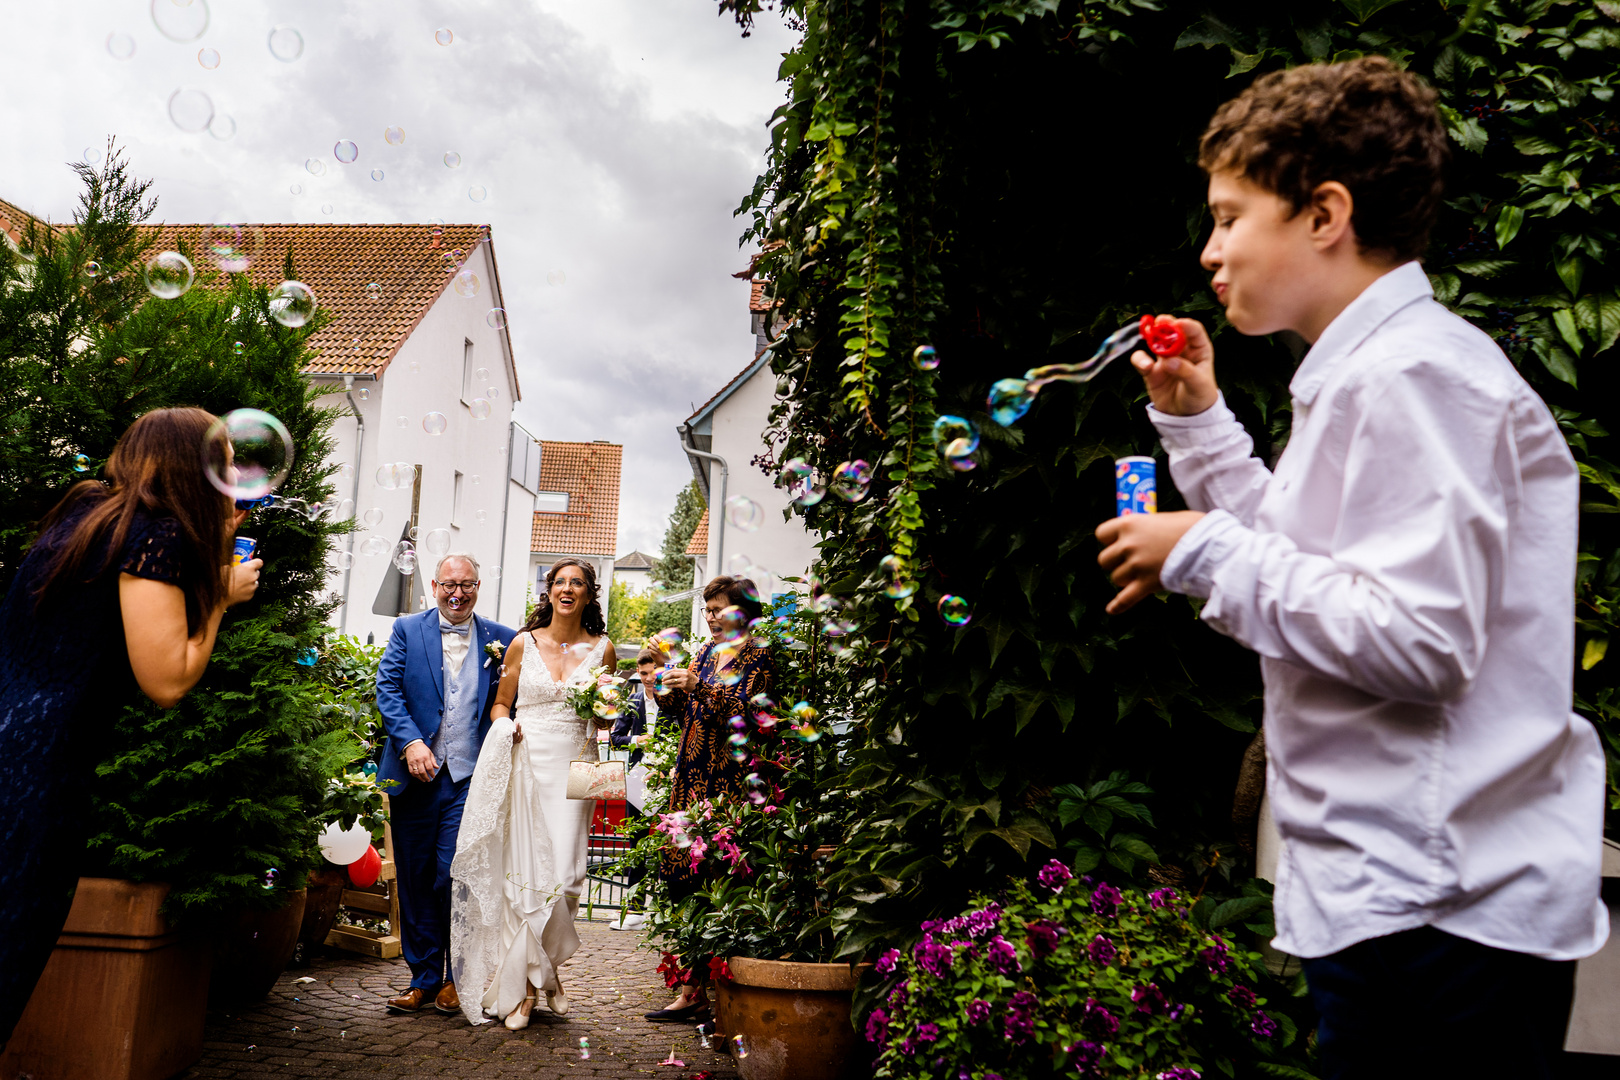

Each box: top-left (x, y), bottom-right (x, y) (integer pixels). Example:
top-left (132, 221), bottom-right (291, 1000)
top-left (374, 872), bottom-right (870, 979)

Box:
top-left (643, 575), bottom-right (772, 1023)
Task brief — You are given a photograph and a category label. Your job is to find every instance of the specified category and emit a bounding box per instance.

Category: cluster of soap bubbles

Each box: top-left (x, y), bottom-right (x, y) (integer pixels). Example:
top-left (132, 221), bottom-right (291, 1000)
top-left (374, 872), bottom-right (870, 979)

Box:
top-left (374, 461), bottom-right (416, 491)
top-left (878, 553), bottom-right (916, 599)
top-left (725, 495), bottom-right (762, 532)
top-left (931, 414), bottom-right (980, 473)
top-left (201, 221), bottom-right (264, 274)
top-left (593, 680), bottom-right (626, 721)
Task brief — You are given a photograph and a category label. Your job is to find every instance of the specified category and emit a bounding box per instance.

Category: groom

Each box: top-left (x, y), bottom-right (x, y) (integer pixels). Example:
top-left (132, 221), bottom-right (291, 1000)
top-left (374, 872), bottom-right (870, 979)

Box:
top-left (376, 551), bottom-right (515, 1015)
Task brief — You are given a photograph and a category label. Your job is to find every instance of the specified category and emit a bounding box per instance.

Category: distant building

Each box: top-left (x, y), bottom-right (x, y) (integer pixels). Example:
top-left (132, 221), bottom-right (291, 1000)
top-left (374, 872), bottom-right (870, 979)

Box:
top-left (613, 550), bottom-right (656, 593)
top-left (529, 439), bottom-right (624, 618)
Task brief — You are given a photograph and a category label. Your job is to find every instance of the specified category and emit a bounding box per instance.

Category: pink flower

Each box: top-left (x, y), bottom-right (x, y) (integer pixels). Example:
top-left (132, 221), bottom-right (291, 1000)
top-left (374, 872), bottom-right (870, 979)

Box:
top-left (687, 835), bottom-right (709, 870)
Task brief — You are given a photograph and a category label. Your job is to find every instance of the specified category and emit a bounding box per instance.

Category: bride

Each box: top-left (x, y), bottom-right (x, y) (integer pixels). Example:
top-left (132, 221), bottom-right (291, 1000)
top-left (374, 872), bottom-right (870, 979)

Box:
top-left (449, 557), bottom-right (617, 1028)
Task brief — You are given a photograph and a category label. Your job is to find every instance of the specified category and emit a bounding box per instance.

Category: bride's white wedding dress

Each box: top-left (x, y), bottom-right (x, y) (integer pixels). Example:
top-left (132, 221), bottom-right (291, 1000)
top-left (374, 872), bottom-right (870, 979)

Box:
top-left (449, 634), bottom-right (604, 1025)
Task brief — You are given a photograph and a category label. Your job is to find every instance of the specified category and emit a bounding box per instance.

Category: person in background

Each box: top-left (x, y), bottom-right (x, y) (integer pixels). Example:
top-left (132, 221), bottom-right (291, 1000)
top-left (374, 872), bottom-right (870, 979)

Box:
top-left (0, 408), bottom-right (261, 1047)
top-left (644, 576), bottom-right (772, 1023)
top-left (608, 648), bottom-right (662, 931)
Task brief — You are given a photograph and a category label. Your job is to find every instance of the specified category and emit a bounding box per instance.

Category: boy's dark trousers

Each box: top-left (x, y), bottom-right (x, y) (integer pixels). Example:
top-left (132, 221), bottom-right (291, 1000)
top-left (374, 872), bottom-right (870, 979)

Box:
top-left (1301, 925), bottom-right (1575, 1079)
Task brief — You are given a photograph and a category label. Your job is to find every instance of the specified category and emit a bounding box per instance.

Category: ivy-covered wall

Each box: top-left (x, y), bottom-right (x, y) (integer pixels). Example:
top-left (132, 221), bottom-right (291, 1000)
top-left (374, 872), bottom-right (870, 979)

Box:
top-left (728, 0), bottom-right (1620, 952)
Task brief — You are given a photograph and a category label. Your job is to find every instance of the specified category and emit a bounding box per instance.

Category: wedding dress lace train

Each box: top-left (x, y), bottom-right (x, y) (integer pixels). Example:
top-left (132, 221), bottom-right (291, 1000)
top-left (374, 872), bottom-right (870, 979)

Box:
top-left (449, 635), bottom-right (603, 1025)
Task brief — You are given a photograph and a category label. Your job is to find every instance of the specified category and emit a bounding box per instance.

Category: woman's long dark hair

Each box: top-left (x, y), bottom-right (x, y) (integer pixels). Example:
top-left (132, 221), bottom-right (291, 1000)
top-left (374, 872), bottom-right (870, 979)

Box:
top-left (33, 407), bottom-right (232, 633)
top-left (520, 557), bottom-right (606, 637)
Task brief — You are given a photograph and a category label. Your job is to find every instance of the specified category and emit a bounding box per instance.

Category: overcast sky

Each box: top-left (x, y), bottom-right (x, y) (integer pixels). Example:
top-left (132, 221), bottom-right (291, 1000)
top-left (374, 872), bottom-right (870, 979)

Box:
top-left (0, 0), bottom-right (799, 554)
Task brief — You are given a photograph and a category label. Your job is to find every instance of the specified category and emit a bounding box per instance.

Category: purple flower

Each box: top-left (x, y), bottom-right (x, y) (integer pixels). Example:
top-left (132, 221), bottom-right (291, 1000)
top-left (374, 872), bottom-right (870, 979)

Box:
top-left (1167, 1003), bottom-right (1187, 1022)
top-left (1250, 1010), bottom-right (1277, 1038)
top-left (1227, 984), bottom-right (1257, 1009)
top-left (1155, 1070), bottom-right (1202, 1080)
top-left (1089, 881), bottom-right (1123, 918)
top-left (887, 980), bottom-right (908, 1011)
top-left (963, 903), bottom-right (1003, 939)
top-left (920, 918), bottom-right (942, 934)
top-left (987, 934), bottom-right (1022, 975)
top-left (873, 947), bottom-right (901, 976)
top-left (1025, 918), bottom-right (1066, 959)
top-left (1003, 990), bottom-right (1037, 1045)
top-left (914, 1022), bottom-right (940, 1045)
top-left (1087, 934), bottom-right (1117, 967)
top-left (1131, 983), bottom-right (1169, 1015)
top-left (1148, 887), bottom-right (1178, 909)
top-left (1080, 998), bottom-right (1118, 1038)
top-left (863, 1008), bottom-right (889, 1045)
top-left (965, 999), bottom-right (991, 1025)
top-left (1037, 858), bottom-right (1074, 893)
top-left (1199, 934), bottom-right (1231, 975)
top-left (1067, 1040), bottom-right (1108, 1076)
top-left (912, 934), bottom-right (955, 978)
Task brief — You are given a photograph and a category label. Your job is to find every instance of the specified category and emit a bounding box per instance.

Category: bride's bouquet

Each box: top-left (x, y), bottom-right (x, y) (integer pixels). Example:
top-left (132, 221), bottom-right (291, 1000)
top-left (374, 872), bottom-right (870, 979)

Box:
top-left (566, 665), bottom-right (629, 723)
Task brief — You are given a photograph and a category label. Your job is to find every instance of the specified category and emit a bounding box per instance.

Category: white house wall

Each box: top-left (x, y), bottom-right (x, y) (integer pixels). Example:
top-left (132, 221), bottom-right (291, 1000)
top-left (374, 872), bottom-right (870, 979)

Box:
top-left (315, 242), bottom-right (534, 644)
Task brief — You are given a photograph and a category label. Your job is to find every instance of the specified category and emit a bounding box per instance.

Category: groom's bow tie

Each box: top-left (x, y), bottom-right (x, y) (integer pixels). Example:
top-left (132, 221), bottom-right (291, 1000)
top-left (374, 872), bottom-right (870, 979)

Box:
top-left (440, 618), bottom-right (471, 636)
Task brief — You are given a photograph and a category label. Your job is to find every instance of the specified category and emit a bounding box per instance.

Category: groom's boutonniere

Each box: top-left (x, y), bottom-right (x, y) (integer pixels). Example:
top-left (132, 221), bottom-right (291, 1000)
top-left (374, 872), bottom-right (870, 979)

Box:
top-left (483, 640), bottom-right (505, 668)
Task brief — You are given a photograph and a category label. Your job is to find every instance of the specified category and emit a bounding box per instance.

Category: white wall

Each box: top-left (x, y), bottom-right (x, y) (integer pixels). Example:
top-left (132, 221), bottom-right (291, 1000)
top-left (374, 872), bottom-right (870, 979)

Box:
top-left (314, 241), bottom-right (535, 644)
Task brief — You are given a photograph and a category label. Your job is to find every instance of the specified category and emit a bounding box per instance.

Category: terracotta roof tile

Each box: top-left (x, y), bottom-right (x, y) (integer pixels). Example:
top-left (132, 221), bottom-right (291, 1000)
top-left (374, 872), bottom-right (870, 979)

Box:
top-left (0, 196), bottom-right (49, 247)
top-left (530, 440), bottom-right (622, 557)
top-left (615, 550), bottom-right (655, 570)
top-left (685, 510), bottom-right (710, 556)
top-left (748, 280), bottom-right (772, 312)
top-left (135, 222), bottom-right (511, 387)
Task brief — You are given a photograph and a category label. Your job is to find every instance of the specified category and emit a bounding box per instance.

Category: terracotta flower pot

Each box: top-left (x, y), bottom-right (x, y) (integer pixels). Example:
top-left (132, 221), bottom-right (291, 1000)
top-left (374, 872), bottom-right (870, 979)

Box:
top-left (0, 878), bottom-right (211, 1080)
top-left (713, 957), bottom-right (873, 1080)
top-left (208, 887), bottom-right (307, 1004)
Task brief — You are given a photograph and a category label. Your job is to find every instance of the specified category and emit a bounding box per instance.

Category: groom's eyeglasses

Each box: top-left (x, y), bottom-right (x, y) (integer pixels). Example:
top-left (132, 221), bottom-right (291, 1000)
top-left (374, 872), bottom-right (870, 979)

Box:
top-left (438, 581), bottom-right (480, 593)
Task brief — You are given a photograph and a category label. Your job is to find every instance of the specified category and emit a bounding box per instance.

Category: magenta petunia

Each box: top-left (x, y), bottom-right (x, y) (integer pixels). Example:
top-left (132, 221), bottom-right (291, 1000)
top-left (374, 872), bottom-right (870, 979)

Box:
top-left (1087, 934), bottom-right (1117, 967)
top-left (1148, 886), bottom-right (1178, 909)
top-left (1037, 858), bottom-right (1074, 893)
top-left (1080, 997), bottom-right (1119, 1038)
top-left (1227, 984), bottom-right (1257, 1009)
top-left (965, 999), bottom-right (992, 1025)
top-left (1250, 1010), bottom-right (1277, 1038)
top-left (1025, 918), bottom-right (1066, 959)
top-left (873, 947), bottom-right (901, 976)
top-left (1089, 881), bottom-right (1123, 918)
top-left (864, 1007), bottom-right (889, 1045)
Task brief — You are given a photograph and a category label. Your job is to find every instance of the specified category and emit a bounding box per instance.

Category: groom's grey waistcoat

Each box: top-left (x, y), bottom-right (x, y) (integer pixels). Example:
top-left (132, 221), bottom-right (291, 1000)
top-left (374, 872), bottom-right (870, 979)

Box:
top-left (430, 635), bottom-right (482, 782)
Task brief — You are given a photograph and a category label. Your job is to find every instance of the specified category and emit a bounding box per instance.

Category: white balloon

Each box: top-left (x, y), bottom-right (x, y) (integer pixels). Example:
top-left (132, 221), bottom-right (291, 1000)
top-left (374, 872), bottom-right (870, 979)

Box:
top-left (318, 821), bottom-right (373, 865)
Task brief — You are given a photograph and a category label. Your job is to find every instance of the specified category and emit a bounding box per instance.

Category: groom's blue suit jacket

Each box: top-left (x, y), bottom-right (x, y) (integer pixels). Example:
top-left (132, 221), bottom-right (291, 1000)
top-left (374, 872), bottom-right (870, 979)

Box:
top-left (374, 608), bottom-right (517, 796)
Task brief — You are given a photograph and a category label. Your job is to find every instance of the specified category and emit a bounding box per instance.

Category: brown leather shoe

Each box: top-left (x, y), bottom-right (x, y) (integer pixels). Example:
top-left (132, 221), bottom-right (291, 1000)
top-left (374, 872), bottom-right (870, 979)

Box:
top-left (434, 982), bottom-right (460, 1015)
top-left (386, 987), bottom-right (430, 1014)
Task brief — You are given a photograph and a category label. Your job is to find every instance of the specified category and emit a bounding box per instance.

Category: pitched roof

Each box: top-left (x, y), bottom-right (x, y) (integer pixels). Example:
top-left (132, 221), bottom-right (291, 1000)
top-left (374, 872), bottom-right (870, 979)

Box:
top-left (0, 196), bottom-right (49, 247)
top-left (685, 510), bottom-right (710, 556)
top-left (530, 440), bottom-right (623, 557)
top-left (134, 221), bottom-right (514, 390)
top-left (615, 550), bottom-right (655, 570)
top-left (685, 352), bottom-right (772, 426)
top-left (748, 280), bottom-right (774, 312)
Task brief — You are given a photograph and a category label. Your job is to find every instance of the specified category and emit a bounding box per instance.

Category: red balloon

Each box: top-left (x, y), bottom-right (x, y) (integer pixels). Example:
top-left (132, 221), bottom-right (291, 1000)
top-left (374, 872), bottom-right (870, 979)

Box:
top-left (347, 845), bottom-right (382, 888)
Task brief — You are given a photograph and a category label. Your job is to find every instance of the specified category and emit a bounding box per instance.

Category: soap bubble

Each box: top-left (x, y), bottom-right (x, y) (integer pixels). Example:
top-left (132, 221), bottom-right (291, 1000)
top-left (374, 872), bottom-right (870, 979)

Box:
top-left (470, 474), bottom-right (481, 485)
top-left (593, 685), bottom-right (624, 720)
top-left (779, 459), bottom-right (825, 507)
top-left (938, 595), bottom-right (972, 626)
top-left (360, 535), bottom-right (390, 557)
top-left (468, 398), bottom-right (491, 420)
top-left (328, 550), bottom-right (354, 570)
top-left (334, 140), bottom-right (358, 164)
top-left (408, 525), bottom-right (420, 541)
top-left (443, 151), bottom-right (462, 168)
top-left (912, 344), bottom-right (939, 371)
top-left (84, 146), bottom-right (102, 164)
top-left (333, 500), bottom-right (355, 523)
top-left (167, 89), bottom-right (214, 133)
top-left (364, 283), bottom-right (381, 302)
top-left (651, 628), bottom-right (686, 664)
top-left (397, 463), bottom-right (417, 484)
top-left (472, 366), bottom-right (491, 381)
top-left (988, 378), bottom-right (1035, 427)
top-left (197, 47), bottom-right (220, 69)
top-left (151, 0), bottom-right (209, 43)
top-left (304, 158), bottom-right (326, 177)
top-left (949, 455), bottom-right (977, 473)
top-left (375, 464), bottom-right (400, 491)
top-left (384, 125), bottom-right (405, 146)
top-left (394, 547), bottom-right (417, 576)
top-left (931, 415), bottom-right (980, 460)
top-left (733, 1035), bottom-right (750, 1058)
top-left (370, 168), bottom-right (384, 181)
top-left (879, 554), bottom-right (916, 599)
top-left (289, 183), bottom-right (302, 195)
top-left (726, 495), bottom-right (763, 532)
top-left (320, 204), bottom-right (333, 216)
top-left (201, 222), bottom-right (263, 273)
top-left (423, 412), bottom-right (448, 435)
top-left (269, 281), bottom-right (316, 327)
top-left (394, 416), bottom-right (409, 429)
top-left (435, 27), bottom-right (454, 45)
top-left (232, 341), bottom-right (244, 355)
top-left (73, 454), bottom-right (91, 472)
top-left (107, 33), bottom-right (136, 59)
top-left (262, 868), bottom-right (279, 890)
top-left (831, 460), bottom-right (872, 502)
top-left (423, 529), bottom-right (452, 557)
top-left (475, 509), bottom-right (488, 523)
top-left (491, 566), bottom-right (501, 579)
top-left (453, 270), bottom-right (480, 298)
top-left (84, 261), bottom-right (103, 279)
top-left (144, 251), bottom-right (194, 299)
top-left (208, 113), bottom-right (236, 140)
top-left (546, 270), bottom-right (567, 286)
top-left (267, 25), bottom-right (303, 61)
top-left (486, 308), bottom-right (507, 329)
top-left (203, 409), bottom-right (294, 501)
top-left (486, 386), bottom-right (501, 399)
top-left (469, 186), bottom-right (488, 202)
top-left (578, 1037), bottom-right (590, 1061)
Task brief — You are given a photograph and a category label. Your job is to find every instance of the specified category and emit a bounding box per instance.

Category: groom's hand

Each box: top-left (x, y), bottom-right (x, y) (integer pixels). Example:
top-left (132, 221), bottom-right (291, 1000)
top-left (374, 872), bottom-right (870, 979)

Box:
top-left (405, 740), bottom-right (439, 781)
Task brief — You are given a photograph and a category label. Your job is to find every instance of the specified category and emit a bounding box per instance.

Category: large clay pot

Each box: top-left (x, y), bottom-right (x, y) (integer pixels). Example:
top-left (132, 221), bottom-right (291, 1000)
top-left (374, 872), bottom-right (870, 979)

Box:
top-left (714, 957), bottom-right (873, 1080)
top-left (208, 887), bottom-right (307, 1004)
top-left (0, 878), bottom-right (211, 1080)
top-left (298, 868), bottom-right (347, 949)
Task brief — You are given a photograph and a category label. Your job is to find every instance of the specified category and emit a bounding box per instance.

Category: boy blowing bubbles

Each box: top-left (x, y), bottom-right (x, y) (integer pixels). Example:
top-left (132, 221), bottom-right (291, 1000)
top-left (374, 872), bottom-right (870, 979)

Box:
top-left (1098, 58), bottom-right (1606, 1074)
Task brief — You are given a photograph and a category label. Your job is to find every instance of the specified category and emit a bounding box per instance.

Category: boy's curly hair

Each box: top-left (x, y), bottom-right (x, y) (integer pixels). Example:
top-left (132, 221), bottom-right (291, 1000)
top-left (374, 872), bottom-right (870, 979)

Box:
top-left (1198, 56), bottom-right (1449, 262)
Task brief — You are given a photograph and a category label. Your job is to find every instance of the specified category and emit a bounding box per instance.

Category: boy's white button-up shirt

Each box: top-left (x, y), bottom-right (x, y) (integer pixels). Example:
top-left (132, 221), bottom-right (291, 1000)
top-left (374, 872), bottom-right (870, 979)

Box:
top-left (1154, 261), bottom-right (1608, 961)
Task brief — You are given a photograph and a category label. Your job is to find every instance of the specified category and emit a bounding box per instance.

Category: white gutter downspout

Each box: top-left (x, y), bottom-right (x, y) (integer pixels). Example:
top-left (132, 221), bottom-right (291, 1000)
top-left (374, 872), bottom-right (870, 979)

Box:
top-left (340, 375), bottom-right (365, 634)
top-left (678, 422), bottom-right (727, 581)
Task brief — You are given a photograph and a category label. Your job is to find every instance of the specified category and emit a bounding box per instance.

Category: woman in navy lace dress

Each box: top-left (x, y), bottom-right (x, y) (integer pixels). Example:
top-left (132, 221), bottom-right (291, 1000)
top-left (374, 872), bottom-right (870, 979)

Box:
top-left (0, 408), bottom-right (262, 1046)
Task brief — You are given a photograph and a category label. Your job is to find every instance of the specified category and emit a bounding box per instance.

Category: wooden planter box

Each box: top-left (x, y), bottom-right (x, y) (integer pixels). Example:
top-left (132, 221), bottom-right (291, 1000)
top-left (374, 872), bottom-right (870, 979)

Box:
top-left (0, 879), bottom-right (210, 1080)
top-left (714, 957), bottom-right (873, 1080)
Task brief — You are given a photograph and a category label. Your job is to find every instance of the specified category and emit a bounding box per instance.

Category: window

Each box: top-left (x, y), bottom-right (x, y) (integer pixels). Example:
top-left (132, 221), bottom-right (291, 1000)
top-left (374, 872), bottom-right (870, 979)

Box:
top-left (535, 491), bottom-right (570, 513)
top-left (452, 470), bottom-right (465, 527)
top-left (460, 339), bottom-right (475, 403)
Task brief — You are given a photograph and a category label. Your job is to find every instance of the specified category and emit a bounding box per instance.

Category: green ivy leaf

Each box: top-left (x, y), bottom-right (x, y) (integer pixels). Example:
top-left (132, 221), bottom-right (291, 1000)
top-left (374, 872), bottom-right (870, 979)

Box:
top-left (1554, 307), bottom-right (1584, 354)
top-left (1534, 340), bottom-right (1579, 387)
top-left (1494, 204), bottom-right (1524, 249)
top-left (1556, 255), bottom-right (1585, 297)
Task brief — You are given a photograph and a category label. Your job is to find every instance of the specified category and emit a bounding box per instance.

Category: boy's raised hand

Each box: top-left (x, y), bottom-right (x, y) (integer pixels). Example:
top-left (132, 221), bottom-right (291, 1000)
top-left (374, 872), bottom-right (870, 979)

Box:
top-left (1132, 316), bottom-right (1217, 417)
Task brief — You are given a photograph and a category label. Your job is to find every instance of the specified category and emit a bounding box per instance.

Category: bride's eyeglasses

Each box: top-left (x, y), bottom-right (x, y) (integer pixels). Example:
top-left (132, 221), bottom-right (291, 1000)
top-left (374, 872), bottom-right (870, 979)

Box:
top-left (439, 581), bottom-right (480, 593)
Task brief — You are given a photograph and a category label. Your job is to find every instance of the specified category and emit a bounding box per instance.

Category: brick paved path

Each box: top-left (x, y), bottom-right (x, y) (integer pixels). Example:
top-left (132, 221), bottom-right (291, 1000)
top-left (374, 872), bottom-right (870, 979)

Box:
top-left (186, 919), bottom-right (739, 1080)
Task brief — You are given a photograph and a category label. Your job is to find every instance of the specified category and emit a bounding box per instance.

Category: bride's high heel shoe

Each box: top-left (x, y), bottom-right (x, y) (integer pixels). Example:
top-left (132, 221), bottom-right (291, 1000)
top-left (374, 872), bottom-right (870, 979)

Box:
top-left (546, 978), bottom-right (569, 1016)
top-left (504, 994), bottom-right (537, 1030)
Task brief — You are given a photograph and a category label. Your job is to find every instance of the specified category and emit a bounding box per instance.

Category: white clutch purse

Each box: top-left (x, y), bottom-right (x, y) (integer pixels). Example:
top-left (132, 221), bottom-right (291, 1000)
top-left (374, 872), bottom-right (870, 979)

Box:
top-left (566, 758), bottom-right (626, 801)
